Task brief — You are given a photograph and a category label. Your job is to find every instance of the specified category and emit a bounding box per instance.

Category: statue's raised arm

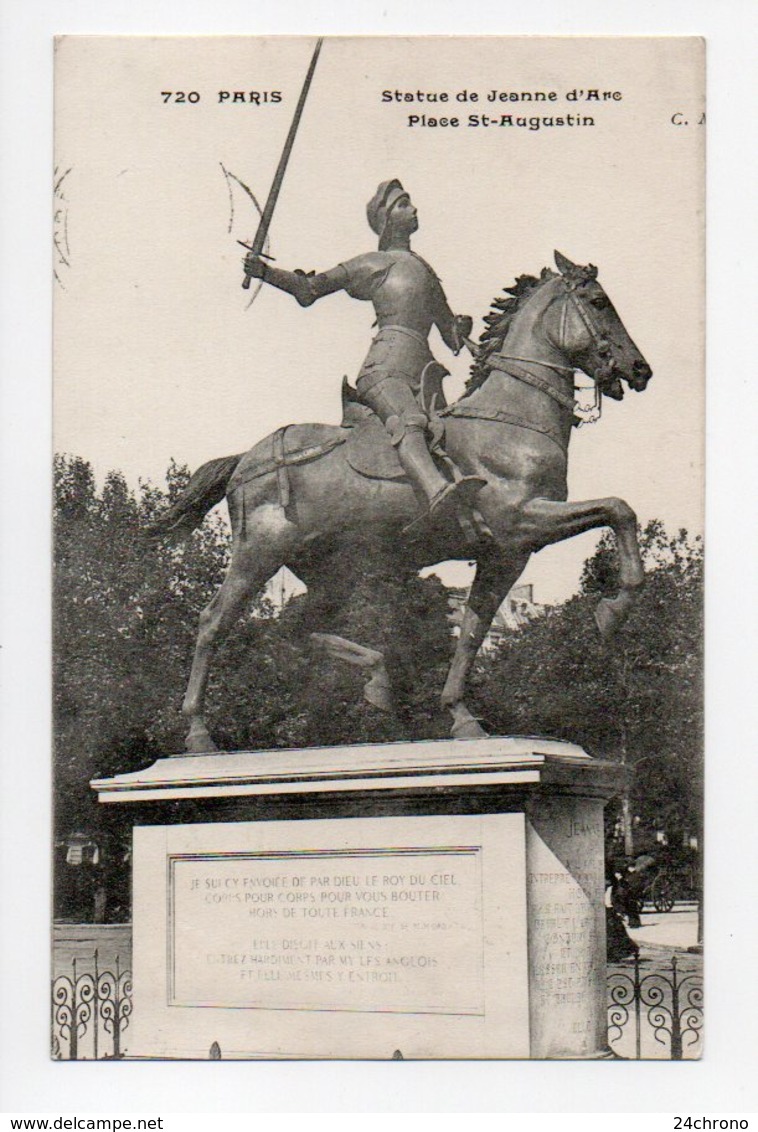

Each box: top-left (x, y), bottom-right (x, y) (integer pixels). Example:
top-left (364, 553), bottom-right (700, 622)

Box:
top-left (245, 178), bottom-right (485, 531)
top-left (243, 253), bottom-right (348, 308)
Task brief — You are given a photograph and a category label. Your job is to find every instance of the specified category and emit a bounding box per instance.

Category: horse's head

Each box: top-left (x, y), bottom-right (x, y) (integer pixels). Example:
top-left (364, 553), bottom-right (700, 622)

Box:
top-left (550, 251), bottom-right (652, 400)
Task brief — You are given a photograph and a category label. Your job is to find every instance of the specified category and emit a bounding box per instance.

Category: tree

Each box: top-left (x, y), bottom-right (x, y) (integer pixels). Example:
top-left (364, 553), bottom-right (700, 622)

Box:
top-left (55, 455), bottom-right (702, 916)
top-left (53, 457), bottom-right (456, 917)
top-left (473, 521), bottom-right (703, 855)
top-left (263, 536), bottom-right (455, 750)
top-left (54, 457), bottom-right (235, 856)
top-left (580, 522), bottom-right (703, 854)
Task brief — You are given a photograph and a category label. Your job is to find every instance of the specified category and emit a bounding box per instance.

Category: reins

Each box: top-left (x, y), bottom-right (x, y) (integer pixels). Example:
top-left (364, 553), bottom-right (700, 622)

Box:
top-left (440, 402), bottom-right (568, 455)
top-left (485, 354), bottom-right (576, 413)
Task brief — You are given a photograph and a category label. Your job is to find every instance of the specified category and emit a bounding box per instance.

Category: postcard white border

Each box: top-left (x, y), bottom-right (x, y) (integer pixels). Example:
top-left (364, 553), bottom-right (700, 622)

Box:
top-left (1, 0), bottom-right (755, 1117)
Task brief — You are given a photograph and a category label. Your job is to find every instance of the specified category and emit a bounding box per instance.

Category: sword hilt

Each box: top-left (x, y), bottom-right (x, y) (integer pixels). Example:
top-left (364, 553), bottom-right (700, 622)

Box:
top-left (242, 237), bottom-right (270, 289)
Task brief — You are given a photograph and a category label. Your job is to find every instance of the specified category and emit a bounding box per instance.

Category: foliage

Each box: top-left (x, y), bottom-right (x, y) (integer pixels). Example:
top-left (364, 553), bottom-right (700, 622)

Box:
top-left (266, 539), bottom-right (454, 750)
top-left (473, 521), bottom-right (703, 842)
top-left (53, 458), bottom-right (454, 854)
top-left (54, 456), bottom-right (702, 905)
top-left (55, 455), bottom-right (232, 843)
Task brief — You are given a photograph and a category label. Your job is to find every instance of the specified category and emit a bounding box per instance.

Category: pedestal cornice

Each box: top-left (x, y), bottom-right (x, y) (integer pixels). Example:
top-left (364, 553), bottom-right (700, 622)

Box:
top-left (91, 736), bottom-right (624, 805)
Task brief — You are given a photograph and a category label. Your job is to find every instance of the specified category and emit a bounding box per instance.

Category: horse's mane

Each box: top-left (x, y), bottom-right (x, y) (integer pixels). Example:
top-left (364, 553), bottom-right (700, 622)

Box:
top-left (463, 267), bottom-right (557, 397)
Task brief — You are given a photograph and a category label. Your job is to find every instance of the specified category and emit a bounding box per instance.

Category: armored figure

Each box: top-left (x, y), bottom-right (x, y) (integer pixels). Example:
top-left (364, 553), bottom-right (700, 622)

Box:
top-left (244, 179), bottom-right (485, 528)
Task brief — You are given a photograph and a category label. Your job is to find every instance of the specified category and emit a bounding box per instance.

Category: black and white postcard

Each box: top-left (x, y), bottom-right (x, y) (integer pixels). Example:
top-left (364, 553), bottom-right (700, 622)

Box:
top-left (50, 35), bottom-right (704, 1065)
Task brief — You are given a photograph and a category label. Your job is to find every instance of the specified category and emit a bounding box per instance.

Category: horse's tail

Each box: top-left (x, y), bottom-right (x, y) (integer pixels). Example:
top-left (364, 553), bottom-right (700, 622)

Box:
top-left (144, 454), bottom-right (243, 540)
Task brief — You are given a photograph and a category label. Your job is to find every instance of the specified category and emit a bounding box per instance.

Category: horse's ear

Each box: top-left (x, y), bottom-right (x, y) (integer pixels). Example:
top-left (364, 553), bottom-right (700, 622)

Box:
top-left (554, 250), bottom-right (578, 276)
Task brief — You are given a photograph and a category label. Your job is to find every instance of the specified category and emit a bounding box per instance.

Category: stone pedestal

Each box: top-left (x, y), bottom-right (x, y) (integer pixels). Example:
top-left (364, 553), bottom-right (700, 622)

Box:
top-left (92, 736), bottom-right (623, 1060)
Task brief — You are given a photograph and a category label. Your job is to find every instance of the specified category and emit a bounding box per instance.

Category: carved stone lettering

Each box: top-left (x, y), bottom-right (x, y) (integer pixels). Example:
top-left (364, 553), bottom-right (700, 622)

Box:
top-left (525, 798), bottom-right (608, 1057)
top-left (170, 849), bottom-right (484, 1015)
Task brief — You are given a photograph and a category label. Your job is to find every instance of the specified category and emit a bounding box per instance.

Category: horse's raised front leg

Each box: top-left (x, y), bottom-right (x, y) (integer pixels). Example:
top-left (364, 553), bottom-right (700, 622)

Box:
top-left (519, 496), bottom-right (644, 637)
top-left (441, 554), bottom-right (529, 738)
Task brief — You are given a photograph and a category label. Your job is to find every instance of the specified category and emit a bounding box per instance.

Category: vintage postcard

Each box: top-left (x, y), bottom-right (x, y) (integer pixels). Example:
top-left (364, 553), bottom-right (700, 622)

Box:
top-left (52, 35), bottom-right (704, 1061)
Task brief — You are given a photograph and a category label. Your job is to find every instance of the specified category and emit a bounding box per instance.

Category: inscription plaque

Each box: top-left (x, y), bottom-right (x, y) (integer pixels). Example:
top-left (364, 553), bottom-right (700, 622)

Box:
top-left (170, 848), bottom-right (484, 1015)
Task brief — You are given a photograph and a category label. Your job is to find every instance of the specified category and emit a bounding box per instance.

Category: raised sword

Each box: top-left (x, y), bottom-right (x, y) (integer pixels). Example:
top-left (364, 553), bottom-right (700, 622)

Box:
top-left (241, 37), bottom-right (324, 289)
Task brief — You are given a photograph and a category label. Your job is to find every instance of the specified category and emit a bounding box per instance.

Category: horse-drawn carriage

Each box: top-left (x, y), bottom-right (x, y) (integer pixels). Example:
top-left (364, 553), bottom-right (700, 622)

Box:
top-left (644, 849), bottom-right (701, 913)
top-left (611, 848), bottom-right (700, 919)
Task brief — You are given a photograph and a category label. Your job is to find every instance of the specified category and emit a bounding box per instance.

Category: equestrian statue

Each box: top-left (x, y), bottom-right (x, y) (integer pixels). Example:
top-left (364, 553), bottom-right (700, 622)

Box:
top-left (149, 173), bottom-right (653, 753)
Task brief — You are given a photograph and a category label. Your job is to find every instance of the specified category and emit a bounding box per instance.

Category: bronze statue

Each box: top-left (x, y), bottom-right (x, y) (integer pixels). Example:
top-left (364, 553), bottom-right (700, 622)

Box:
top-left (244, 178), bottom-right (485, 533)
top-left (150, 237), bottom-right (653, 754)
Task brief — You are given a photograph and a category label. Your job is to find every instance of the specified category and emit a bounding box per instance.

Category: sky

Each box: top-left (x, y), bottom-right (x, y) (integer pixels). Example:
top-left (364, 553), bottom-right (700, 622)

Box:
top-left (54, 36), bottom-right (704, 604)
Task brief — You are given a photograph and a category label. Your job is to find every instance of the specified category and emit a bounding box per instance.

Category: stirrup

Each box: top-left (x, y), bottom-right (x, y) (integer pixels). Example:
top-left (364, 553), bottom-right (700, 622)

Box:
top-left (402, 476), bottom-right (486, 537)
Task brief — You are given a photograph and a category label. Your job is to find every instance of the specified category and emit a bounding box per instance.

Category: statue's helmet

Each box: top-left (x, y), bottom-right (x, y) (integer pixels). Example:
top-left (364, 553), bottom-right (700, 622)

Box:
top-left (366, 179), bottom-right (407, 249)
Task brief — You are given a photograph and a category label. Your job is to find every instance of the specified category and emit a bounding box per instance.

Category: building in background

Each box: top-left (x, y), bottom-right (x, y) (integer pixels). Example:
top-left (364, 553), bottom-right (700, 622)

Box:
top-left (262, 566), bottom-right (307, 612)
top-left (446, 583), bottom-right (540, 652)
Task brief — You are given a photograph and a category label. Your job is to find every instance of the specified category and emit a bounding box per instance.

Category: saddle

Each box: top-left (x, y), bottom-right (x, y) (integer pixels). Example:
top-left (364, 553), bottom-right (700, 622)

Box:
top-left (226, 364), bottom-right (453, 515)
top-left (342, 362), bottom-right (450, 482)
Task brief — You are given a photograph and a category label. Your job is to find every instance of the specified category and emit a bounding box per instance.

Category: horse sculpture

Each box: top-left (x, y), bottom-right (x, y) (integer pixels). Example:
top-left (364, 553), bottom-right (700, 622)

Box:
top-left (150, 251), bottom-right (652, 753)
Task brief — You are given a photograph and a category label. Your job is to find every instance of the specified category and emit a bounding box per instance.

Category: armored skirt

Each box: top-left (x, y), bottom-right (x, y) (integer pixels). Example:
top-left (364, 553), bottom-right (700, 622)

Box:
top-left (356, 325), bottom-right (433, 393)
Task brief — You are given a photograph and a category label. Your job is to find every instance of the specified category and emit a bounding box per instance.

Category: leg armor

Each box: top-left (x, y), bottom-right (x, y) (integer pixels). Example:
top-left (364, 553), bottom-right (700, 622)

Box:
top-left (358, 376), bottom-right (451, 504)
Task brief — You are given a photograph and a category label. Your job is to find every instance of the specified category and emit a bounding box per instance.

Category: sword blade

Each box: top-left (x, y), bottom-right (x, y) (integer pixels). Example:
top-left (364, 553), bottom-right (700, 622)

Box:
top-left (242, 37), bottom-right (324, 288)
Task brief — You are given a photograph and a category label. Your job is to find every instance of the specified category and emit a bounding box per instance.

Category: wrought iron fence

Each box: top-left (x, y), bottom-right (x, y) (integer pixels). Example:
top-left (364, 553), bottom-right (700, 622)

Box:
top-left (607, 952), bottom-right (703, 1059)
top-left (50, 946), bottom-right (701, 1060)
top-left (51, 950), bottom-right (132, 1060)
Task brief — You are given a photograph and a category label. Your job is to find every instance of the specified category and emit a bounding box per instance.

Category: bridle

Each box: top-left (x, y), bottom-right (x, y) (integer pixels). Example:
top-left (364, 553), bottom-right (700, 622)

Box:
top-left (488, 272), bottom-right (619, 419)
top-left (559, 272), bottom-right (618, 389)
top-left (445, 269), bottom-right (620, 451)
top-left (484, 352), bottom-right (576, 414)
top-left (484, 273), bottom-right (615, 414)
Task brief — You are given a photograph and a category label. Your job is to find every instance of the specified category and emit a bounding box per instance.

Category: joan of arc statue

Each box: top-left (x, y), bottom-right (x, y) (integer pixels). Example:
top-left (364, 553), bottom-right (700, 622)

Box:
top-left (243, 178), bottom-right (485, 528)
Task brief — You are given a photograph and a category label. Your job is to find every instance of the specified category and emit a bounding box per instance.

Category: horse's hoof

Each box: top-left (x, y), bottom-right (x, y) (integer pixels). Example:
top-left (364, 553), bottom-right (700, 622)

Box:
top-left (595, 592), bottom-right (635, 638)
top-left (451, 717), bottom-right (489, 740)
top-left (184, 725), bottom-right (218, 754)
top-left (363, 670), bottom-right (394, 712)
